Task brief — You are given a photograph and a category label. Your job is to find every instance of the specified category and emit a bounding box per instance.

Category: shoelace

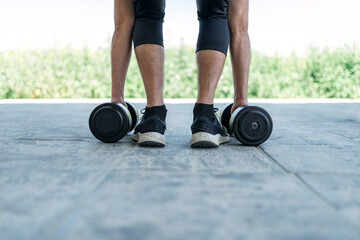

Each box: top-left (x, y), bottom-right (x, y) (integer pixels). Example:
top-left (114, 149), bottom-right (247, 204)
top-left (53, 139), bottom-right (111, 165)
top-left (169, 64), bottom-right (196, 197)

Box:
top-left (138, 108), bottom-right (146, 121)
top-left (137, 108), bottom-right (167, 130)
top-left (214, 107), bottom-right (219, 118)
top-left (213, 107), bottom-right (228, 134)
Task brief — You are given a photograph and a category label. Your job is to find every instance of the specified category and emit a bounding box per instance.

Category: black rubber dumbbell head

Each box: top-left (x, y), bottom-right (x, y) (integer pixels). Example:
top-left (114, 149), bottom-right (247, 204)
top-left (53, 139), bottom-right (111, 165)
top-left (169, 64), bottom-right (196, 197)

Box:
top-left (125, 102), bottom-right (139, 132)
top-left (230, 106), bottom-right (273, 146)
top-left (89, 102), bottom-right (133, 143)
top-left (220, 103), bottom-right (233, 135)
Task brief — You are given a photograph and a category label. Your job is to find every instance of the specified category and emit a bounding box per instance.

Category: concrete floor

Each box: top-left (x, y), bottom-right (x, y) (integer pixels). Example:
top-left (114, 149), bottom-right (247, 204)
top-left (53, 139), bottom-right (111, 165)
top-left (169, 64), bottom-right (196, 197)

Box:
top-left (0, 101), bottom-right (359, 240)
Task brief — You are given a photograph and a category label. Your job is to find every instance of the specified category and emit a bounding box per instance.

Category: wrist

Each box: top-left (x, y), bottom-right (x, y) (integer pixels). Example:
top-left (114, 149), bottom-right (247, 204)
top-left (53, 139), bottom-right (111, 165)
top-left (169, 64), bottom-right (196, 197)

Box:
top-left (234, 97), bottom-right (248, 106)
top-left (111, 97), bottom-right (125, 104)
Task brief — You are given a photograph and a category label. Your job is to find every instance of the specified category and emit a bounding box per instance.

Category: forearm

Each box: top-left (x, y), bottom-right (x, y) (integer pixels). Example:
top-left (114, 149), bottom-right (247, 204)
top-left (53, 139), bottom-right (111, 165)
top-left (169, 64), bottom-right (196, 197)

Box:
top-left (111, 27), bottom-right (133, 103)
top-left (230, 31), bottom-right (251, 105)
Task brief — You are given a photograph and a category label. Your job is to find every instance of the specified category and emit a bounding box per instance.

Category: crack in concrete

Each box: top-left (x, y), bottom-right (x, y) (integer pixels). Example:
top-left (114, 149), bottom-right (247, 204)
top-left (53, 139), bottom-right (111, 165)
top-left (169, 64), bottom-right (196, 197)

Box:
top-left (256, 146), bottom-right (337, 207)
top-left (256, 146), bottom-right (360, 236)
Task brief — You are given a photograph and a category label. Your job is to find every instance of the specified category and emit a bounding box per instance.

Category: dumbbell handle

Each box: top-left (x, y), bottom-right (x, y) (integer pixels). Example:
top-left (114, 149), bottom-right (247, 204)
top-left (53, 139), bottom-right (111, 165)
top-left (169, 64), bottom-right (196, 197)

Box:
top-left (229, 106), bottom-right (247, 135)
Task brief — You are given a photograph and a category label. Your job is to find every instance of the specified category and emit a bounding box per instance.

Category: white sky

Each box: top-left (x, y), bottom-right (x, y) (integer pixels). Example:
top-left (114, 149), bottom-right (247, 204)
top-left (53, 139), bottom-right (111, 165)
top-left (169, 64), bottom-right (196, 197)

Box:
top-left (0, 0), bottom-right (359, 55)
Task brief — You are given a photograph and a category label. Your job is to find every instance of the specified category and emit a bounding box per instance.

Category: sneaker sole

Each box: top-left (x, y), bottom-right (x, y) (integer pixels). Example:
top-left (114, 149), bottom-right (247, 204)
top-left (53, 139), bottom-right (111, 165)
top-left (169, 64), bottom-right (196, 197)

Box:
top-left (190, 132), bottom-right (230, 148)
top-left (132, 132), bottom-right (166, 147)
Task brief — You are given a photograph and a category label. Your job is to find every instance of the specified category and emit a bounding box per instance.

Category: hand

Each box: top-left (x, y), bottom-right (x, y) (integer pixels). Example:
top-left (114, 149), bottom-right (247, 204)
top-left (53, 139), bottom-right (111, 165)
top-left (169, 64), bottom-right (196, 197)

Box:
top-left (231, 99), bottom-right (248, 114)
top-left (111, 98), bottom-right (127, 108)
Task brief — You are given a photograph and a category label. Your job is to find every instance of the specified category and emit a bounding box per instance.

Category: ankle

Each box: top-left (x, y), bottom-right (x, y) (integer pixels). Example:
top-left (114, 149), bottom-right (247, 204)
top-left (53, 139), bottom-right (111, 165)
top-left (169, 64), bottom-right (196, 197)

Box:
top-left (144, 105), bottom-right (167, 121)
top-left (146, 100), bottom-right (165, 108)
top-left (193, 103), bottom-right (214, 120)
top-left (196, 99), bottom-right (213, 105)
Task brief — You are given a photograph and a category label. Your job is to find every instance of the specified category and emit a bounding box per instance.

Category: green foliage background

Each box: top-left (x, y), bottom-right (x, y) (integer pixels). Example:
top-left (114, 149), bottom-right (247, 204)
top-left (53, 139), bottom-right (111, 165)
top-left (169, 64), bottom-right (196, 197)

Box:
top-left (1, 44), bottom-right (359, 99)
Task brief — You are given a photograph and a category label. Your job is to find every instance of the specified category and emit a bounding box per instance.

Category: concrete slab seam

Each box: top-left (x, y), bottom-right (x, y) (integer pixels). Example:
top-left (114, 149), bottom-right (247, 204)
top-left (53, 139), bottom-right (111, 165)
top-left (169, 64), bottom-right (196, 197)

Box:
top-left (256, 146), bottom-right (360, 236)
top-left (256, 146), bottom-right (337, 207)
top-left (294, 173), bottom-right (360, 235)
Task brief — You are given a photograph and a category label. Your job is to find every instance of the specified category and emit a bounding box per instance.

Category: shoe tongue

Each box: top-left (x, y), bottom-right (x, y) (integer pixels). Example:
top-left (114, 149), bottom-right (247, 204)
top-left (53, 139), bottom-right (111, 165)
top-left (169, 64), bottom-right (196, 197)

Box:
top-left (144, 105), bottom-right (167, 121)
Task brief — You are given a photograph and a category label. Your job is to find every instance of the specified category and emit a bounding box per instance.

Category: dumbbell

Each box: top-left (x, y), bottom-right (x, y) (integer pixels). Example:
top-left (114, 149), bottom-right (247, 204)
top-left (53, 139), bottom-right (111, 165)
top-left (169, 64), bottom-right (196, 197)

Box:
top-left (89, 102), bottom-right (138, 143)
top-left (220, 104), bottom-right (273, 146)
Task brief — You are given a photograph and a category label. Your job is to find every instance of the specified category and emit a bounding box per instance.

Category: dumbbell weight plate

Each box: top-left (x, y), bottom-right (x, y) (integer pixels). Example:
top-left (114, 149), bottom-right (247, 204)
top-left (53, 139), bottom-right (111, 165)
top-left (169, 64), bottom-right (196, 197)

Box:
top-left (220, 103), bottom-right (234, 135)
top-left (89, 103), bottom-right (131, 143)
top-left (230, 106), bottom-right (273, 146)
top-left (125, 102), bottom-right (139, 132)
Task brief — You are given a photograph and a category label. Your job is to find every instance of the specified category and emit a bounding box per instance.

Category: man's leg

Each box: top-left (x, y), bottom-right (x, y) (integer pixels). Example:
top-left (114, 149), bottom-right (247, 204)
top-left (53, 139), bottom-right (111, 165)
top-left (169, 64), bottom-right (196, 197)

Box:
top-left (196, 50), bottom-right (226, 104)
top-left (134, 45), bottom-right (164, 107)
top-left (133, 0), bottom-right (165, 108)
top-left (190, 0), bottom-right (230, 148)
top-left (196, 0), bottom-right (230, 104)
top-left (228, 0), bottom-right (250, 112)
top-left (111, 0), bottom-right (135, 105)
top-left (131, 0), bottom-right (167, 147)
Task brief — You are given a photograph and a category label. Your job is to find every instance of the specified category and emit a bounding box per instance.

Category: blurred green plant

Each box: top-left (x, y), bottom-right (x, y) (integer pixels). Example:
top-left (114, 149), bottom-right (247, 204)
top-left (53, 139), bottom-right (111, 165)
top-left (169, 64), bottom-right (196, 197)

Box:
top-left (0, 44), bottom-right (359, 99)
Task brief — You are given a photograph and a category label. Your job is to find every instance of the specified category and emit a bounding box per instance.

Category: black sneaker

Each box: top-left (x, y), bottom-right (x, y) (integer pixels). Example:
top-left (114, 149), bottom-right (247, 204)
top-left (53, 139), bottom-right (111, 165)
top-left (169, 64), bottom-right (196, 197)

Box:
top-left (132, 105), bottom-right (167, 147)
top-left (190, 103), bottom-right (230, 148)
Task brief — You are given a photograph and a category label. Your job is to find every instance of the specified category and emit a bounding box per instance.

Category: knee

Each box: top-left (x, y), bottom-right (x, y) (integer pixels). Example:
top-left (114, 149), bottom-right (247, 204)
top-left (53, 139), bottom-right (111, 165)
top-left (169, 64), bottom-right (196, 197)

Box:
top-left (132, 0), bottom-right (165, 48)
top-left (196, 0), bottom-right (230, 55)
top-left (229, 21), bottom-right (249, 36)
top-left (114, 18), bottom-right (135, 32)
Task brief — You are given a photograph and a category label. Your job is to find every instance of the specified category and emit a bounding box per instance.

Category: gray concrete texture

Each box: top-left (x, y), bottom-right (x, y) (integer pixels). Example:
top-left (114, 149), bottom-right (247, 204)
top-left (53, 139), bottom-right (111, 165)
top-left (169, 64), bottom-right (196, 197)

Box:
top-left (0, 102), bottom-right (359, 240)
